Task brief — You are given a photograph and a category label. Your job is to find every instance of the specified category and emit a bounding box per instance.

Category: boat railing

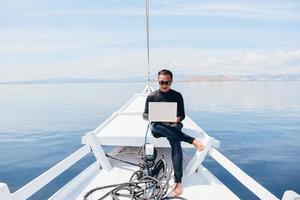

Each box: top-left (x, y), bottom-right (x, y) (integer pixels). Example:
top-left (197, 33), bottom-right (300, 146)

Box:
top-left (0, 144), bottom-right (92, 200)
top-left (209, 147), bottom-right (278, 200)
top-left (183, 134), bottom-right (300, 200)
top-left (207, 147), bottom-right (300, 200)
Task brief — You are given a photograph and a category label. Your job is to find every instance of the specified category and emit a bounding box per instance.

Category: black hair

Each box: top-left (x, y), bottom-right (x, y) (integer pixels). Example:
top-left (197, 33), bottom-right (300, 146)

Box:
top-left (157, 69), bottom-right (173, 79)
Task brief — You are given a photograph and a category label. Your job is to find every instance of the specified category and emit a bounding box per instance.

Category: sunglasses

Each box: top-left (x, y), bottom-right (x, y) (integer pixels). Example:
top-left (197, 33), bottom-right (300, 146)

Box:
top-left (158, 80), bottom-right (172, 85)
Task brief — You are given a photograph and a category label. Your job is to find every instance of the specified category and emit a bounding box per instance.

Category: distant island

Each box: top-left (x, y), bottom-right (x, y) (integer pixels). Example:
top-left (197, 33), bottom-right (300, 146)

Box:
top-left (175, 74), bottom-right (300, 82)
top-left (1, 74), bottom-right (300, 84)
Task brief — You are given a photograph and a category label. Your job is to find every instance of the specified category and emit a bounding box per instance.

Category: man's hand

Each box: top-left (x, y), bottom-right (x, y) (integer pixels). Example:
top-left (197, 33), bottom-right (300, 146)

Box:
top-left (170, 117), bottom-right (180, 124)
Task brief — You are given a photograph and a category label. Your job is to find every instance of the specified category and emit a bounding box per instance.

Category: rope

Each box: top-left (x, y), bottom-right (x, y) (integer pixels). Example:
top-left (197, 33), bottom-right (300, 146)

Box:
top-left (144, 122), bottom-right (150, 145)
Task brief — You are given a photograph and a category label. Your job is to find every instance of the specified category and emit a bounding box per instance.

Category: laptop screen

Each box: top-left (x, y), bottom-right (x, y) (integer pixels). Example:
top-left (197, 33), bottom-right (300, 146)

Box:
top-left (148, 102), bottom-right (177, 122)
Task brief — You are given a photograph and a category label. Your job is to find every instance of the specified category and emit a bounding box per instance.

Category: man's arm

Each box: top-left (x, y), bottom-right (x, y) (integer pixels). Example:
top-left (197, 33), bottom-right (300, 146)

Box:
top-left (177, 93), bottom-right (185, 122)
top-left (142, 96), bottom-right (150, 121)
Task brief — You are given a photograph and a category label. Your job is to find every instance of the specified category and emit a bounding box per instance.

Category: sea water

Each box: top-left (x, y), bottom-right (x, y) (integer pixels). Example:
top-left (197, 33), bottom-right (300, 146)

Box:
top-left (0, 82), bottom-right (299, 199)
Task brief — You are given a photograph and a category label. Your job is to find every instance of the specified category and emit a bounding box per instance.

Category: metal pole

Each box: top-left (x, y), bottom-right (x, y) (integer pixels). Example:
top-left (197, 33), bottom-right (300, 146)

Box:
top-left (145, 0), bottom-right (150, 90)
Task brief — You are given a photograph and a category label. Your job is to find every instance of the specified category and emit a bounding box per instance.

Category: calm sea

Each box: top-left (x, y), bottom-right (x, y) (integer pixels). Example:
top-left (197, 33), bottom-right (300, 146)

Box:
top-left (0, 82), bottom-right (299, 199)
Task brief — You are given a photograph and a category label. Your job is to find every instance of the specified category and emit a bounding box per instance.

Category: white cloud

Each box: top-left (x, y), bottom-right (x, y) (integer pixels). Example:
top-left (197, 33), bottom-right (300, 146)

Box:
top-left (149, 48), bottom-right (300, 75)
top-left (0, 50), bottom-right (148, 81)
top-left (1, 48), bottom-right (300, 81)
top-left (1, 1), bottom-right (299, 81)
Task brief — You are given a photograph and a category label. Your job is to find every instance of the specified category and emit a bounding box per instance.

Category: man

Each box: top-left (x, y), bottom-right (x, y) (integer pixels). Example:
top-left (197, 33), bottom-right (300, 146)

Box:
top-left (142, 69), bottom-right (204, 196)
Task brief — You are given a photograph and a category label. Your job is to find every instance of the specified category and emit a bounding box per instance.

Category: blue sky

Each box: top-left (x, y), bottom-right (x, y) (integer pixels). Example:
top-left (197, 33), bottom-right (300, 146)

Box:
top-left (1, 0), bottom-right (300, 81)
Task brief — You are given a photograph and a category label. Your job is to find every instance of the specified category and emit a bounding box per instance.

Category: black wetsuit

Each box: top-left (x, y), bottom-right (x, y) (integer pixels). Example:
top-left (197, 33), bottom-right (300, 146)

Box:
top-left (143, 89), bottom-right (195, 183)
top-left (142, 89), bottom-right (185, 122)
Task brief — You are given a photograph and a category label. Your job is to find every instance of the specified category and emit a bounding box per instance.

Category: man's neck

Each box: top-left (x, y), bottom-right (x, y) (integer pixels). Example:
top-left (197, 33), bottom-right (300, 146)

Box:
top-left (159, 88), bottom-right (171, 93)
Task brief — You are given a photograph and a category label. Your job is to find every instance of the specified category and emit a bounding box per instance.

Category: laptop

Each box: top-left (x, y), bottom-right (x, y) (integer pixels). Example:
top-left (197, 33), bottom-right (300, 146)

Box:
top-left (148, 102), bottom-right (177, 122)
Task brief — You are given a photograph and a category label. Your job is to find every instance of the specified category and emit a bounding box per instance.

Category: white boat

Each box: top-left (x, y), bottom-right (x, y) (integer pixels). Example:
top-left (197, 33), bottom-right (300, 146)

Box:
top-left (1, 1), bottom-right (299, 199)
top-left (1, 84), bottom-right (299, 200)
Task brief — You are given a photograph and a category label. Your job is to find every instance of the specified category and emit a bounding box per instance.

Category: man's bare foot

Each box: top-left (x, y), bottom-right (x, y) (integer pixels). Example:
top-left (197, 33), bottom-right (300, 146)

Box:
top-left (173, 183), bottom-right (183, 196)
top-left (192, 139), bottom-right (205, 151)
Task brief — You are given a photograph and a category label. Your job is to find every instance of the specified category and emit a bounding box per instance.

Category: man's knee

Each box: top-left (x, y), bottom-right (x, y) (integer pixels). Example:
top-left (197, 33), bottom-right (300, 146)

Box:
top-left (150, 122), bottom-right (165, 138)
top-left (150, 122), bottom-right (161, 130)
top-left (151, 131), bottom-right (162, 138)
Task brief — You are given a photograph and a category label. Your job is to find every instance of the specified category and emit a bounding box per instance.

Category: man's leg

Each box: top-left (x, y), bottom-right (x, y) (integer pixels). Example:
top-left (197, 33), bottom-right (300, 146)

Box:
top-left (150, 122), bottom-right (194, 144)
top-left (168, 138), bottom-right (183, 183)
top-left (168, 138), bottom-right (183, 196)
top-left (150, 122), bottom-right (203, 196)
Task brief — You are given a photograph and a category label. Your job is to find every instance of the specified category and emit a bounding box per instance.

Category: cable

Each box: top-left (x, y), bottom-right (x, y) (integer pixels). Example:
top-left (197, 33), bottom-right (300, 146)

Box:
top-left (105, 153), bottom-right (141, 167)
top-left (84, 158), bottom-right (169, 199)
top-left (144, 122), bottom-right (150, 145)
top-left (84, 147), bottom-right (187, 200)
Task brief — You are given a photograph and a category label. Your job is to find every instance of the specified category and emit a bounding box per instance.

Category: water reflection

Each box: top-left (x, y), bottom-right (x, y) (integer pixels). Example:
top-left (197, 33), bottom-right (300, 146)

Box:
top-left (172, 81), bottom-right (300, 112)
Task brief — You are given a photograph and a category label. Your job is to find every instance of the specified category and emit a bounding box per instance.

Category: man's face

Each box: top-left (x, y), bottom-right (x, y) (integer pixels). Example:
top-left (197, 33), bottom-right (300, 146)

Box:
top-left (158, 74), bottom-right (172, 92)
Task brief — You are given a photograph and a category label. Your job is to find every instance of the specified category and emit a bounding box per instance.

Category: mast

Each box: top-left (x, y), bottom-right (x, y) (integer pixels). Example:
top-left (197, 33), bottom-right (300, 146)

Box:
top-left (145, 0), bottom-right (151, 93)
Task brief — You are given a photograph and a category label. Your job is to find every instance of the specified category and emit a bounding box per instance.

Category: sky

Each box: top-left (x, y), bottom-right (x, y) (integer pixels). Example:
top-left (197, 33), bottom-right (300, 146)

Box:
top-left (0, 0), bottom-right (300, 81)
